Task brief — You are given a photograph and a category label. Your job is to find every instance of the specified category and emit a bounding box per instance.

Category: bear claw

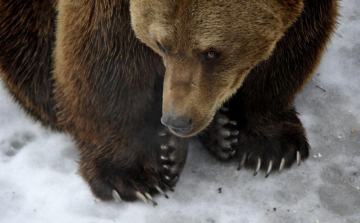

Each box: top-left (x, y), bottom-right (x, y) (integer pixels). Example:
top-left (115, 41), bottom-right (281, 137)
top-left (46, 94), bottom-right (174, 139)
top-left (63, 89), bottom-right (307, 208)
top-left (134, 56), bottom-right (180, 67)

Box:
top-left (112, 190), bottom-right (122, 203)
top-left (217, 116), bottom-right (230, 125)
top-left (279, 158), bottom-right (286, 173)
top-left (145, 192), bottom-right (158, 206)
top-left (135, 191), bottom-right (148, 204)
top-left (154, 185), bottom-right (169, 199)
top-left (220, 129), bottom-right (231, 137)
top-left (297, 151), bottom-right (301, 166)
top-left (163, 184), bottom-right (175, 192)
top-left (237, 153), bottom-right (247, 170)
top-left (265, 161), bottom-right (273, 178)
top-left (253, 158), bottom-right (261, 176)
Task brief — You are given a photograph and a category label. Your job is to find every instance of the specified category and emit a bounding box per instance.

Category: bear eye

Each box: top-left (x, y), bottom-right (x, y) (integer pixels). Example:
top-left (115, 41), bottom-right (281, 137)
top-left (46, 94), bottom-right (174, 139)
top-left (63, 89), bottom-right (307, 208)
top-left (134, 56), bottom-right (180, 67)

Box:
top-left (204, 51), bottom-right (219, 61)
top-left (156, 41), bottom-right (167, 53)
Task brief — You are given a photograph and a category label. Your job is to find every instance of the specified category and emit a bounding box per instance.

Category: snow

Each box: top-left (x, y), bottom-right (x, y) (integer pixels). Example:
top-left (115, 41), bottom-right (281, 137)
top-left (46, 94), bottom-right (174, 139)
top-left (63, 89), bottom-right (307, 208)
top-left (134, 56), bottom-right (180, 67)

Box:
top-left (1, 1), bottom-right (359, 223)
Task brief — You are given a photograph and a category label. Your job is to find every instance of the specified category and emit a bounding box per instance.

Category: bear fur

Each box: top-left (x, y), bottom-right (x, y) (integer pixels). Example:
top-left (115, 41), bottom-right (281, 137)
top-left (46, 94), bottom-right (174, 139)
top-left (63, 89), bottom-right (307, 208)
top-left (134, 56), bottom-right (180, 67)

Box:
top-left (0, 0), bottom-right (338, 202)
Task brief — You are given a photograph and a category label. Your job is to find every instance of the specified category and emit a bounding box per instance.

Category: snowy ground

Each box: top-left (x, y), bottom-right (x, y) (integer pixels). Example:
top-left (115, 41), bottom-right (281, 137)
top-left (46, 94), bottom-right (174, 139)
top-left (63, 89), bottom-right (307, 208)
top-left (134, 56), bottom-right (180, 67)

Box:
top-left (1, 1), bottom-right (359, 223)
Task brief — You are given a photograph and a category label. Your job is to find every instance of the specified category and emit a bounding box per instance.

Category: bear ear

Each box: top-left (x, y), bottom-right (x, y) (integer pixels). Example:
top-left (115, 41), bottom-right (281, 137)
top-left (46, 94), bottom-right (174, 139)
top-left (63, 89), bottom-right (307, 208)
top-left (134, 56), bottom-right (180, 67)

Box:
top-left (276, 0), bottom-right (304, 28)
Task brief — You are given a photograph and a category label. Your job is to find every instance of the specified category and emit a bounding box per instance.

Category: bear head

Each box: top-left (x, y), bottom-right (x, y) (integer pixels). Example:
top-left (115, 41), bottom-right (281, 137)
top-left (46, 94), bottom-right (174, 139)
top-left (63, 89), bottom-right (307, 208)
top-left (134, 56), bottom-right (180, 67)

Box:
top-left (130, 0), bottom-right (303, 137)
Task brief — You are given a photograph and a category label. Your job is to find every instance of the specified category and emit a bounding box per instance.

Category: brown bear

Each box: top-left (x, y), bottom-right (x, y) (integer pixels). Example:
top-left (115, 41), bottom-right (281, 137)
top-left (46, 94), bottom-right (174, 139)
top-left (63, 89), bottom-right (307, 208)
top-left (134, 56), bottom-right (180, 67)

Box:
top-left (0, 0), bottom-right (338, 203)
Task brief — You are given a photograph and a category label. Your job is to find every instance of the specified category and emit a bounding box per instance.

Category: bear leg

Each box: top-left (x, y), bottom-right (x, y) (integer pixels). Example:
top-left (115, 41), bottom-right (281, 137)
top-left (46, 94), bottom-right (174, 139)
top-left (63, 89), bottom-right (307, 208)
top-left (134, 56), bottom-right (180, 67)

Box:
top-left (53, 0), bottom-right (189, 203)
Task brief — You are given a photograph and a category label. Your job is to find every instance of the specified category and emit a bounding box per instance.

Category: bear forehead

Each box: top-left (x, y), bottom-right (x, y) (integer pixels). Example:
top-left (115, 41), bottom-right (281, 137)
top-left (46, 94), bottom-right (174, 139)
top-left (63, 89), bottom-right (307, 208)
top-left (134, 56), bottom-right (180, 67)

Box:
top-left (150, 0), bottom-right (281, 25)
top-left (145, 0), bottom-right (282, 52)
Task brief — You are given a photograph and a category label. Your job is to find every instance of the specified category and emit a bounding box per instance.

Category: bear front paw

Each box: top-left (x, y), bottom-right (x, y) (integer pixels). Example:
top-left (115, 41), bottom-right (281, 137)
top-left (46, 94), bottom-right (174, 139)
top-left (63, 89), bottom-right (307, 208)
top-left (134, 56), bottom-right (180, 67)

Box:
top-left (199, 106), bottom-right (239, 160)
top-left (235, 108), bottom-right (310, 177)
top-left (80, 160), bottom-right (164, 205)
top-left (80, 129), bottom-right (188, 205)
top-left (158, 129), bottom-right (189, 189)
top-left (200, 107), bottom-right (309, 177)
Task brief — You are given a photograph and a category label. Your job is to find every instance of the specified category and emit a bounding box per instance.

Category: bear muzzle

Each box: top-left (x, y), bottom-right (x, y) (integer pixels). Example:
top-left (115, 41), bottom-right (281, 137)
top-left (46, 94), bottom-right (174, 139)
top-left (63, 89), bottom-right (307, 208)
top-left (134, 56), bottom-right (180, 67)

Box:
top-left (161, 113), bottom-right (193, 135)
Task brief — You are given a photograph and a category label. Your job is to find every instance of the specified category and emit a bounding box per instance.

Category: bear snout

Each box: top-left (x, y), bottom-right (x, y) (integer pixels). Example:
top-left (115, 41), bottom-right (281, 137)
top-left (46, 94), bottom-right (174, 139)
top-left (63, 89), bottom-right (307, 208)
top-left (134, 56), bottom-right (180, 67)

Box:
top-left (161, 113), bottom-right (193, 135)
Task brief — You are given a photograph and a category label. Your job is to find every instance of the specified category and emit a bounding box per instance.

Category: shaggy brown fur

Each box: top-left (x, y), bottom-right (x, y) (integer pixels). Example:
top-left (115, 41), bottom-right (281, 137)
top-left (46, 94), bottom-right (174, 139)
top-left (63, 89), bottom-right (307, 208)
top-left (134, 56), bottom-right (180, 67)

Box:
top-left (0, 1), bottom-right (58, 127)
top-left (0, 0), bottom-right (338, 201)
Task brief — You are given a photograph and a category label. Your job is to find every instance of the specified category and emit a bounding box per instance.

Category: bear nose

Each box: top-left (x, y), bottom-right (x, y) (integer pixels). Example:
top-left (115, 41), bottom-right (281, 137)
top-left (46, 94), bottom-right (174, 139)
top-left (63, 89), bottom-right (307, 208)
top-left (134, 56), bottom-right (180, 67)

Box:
top-left (161, 114), bottom-right (193, 135)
